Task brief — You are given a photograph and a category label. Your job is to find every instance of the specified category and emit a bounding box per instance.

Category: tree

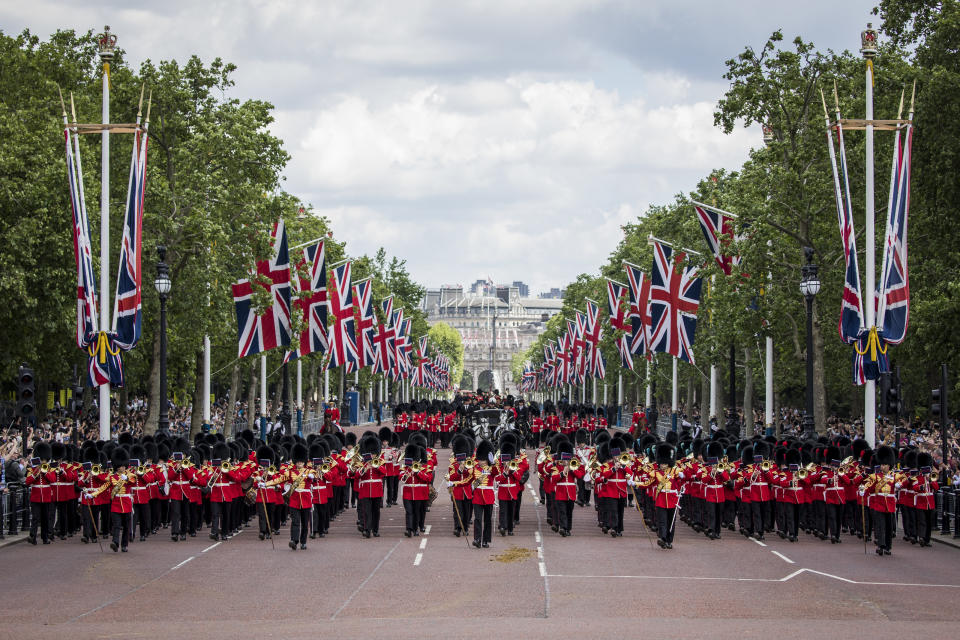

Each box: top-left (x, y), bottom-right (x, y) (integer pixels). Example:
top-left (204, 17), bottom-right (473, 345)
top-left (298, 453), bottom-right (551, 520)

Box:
top-left (427, 322), bottom-right (464, 390)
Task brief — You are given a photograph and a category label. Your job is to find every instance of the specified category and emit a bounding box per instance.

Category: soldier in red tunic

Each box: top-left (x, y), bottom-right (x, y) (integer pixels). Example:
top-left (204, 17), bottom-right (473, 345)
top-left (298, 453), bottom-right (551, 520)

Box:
top-left (352, 434), bottom-right (386, 538)
top-left (864, 445), bottom-right (897, 556)
top-left (401, 444), bottom-right (433, 537)
top-left (551, 441), bottom-right (586, 536)
top-left (24, 441), bottom-right (55, 545)
top-left (447, 434), bottom-right (474, 536)
top-left (470, 440), bottom-right (496, 548)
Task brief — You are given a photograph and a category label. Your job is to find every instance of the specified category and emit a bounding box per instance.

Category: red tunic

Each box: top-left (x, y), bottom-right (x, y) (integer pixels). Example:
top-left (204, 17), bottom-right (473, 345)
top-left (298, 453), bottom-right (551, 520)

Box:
top-left (553, 464), bottom-right (585, 501)
top-left (25, 468), bottom-right (57, 503)
top-left (470, 465), bottom-right (496, 505)
top-left (401, 468), bottom-right (433, 501)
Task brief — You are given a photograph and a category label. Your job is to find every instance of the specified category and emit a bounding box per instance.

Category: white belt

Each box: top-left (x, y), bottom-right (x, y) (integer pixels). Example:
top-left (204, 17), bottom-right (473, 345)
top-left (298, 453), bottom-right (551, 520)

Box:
top-left (34, 484), bottom-right (50, 489)
top-left (706, 484), bottom-right (723, 489)
top-left (814, 484), bottom-right (826, 488)
top-left (53, 482), bottom-right (71, 486)
top-left (877, 493), bottom-right (894, 497)
top-left (295, 488), bottom-right (311, 493)
top-left (116, 493), bottom-right (132, 498)
top-left (172, 481), bottom-right (190, 485)
top-left (753, 483), bottom-right (768, 486)
top-left (476, 485), bottom-right (494, 490)
top-left (360, 479), bottom-right (382, 484)
top-left (825, 487), bottom-right (844, 491)
top-left (213, 483), bottom-right (230, 487)
top-left (917, 492), bottom-right (933, 497)
top-left (609, 479), bottom-right (626, 484)
top-left (661, 489), bottom-right (677, 494)
top-left (557, 482), bottom-right (577, 487)
top-left (405, 483), bottom-right (426, 488)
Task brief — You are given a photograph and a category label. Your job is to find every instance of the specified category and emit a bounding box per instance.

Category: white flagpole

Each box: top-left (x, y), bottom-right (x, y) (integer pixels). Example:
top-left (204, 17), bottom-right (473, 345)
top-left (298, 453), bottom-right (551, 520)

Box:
top-left (260, 355), bottom-right (267, 435)
top-left (863, 27), bottom-right (877, 447)
top-left (671, 357), bottom-right (679, 426)
top-left (765, 336), bottom-right (774, 435)
top-left (202, 336), bottom-right (211, 423)
top-left (617, 372), bottom-right (623, 424)
top-left (98, 28), bottom-right (113, 441)
top-left (297, 359), bottom-right (303, 410)
top-left (645, 360), bottom-right (652, 407)
top-left (710, 365), bottom-right (718, 421)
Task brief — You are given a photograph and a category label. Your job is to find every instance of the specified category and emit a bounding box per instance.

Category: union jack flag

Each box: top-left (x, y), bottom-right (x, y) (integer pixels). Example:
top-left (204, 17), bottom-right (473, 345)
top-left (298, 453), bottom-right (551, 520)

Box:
top-left (391, 308), bottom-right (405, 379)
top-left (285, 241), bottom-right (328, 362)
top-left (232, 219), bottom-right (293, 358)
top-left (606, 279), bottom-right (634, 371)
top-left (877, 115), bottom-right (913, 346)
top-left (399, 319), bottom-right (413, 378)
top-left (694, 202), bottom-right (742, 276)
top-left (373, 296), bottom-right (396, 375)
top-left (326, 260), bottom-right (358, 369)
top-left (583, 299), bottom-right (604, 379)
top-left (353, 277), bottom-right (377, 368)
top-left (649, 240), bottom-right (702, 364)
top-left (572, 315), bottom-right (587, 382)
top-left (557, 333), bottom-right (572, 386)
top-left (624, 262), bottom-right (651, 361)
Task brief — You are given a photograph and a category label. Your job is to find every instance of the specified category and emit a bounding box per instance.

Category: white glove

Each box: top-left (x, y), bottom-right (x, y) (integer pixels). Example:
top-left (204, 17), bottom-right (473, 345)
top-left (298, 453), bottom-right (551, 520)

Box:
top-left (446, 481), bottom-right (454, 488)
top-left (258, 482), bottom-right (266, 489)
top-left (627, 478), bottom-right (635, 487)
top-left (308, 473), bottom-right (316, 480)
top-left (120, 474), bottom-right (128, 482)
top-left (83, 491), bottom-right (93, 500)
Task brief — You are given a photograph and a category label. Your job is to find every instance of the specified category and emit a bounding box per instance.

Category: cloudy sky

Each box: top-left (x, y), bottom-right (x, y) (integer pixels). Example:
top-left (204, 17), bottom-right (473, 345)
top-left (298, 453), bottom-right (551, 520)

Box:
top-left (3, 1), bottom-right (877, 295)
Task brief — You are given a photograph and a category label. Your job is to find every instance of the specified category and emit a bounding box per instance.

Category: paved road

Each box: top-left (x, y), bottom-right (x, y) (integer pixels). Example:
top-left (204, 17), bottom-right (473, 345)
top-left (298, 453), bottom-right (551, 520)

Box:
top-left (2, 442), bottom-right (959, 638)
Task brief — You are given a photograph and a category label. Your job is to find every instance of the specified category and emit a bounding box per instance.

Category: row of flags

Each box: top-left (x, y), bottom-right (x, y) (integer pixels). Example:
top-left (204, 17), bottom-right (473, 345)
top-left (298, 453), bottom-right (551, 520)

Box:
top-left (524, 203), bottom-right (745, 391)
top-left (230, 221), bottom-right (451, 390)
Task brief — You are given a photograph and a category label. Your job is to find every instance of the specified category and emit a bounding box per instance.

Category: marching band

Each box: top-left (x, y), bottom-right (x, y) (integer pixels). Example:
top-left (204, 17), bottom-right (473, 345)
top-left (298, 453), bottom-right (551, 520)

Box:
top-left (16, 407), bottom-right (943, 558)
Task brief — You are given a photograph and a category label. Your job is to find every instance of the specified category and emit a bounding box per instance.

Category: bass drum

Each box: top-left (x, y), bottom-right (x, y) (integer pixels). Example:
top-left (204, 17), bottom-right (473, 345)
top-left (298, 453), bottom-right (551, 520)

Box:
top-left (244, 487), bottom-right (257, 506)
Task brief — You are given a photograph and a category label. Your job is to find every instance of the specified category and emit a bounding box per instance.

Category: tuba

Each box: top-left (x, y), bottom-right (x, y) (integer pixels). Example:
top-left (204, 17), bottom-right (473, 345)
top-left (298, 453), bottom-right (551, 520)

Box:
top-left (536, 446), bottom-right (552, 465)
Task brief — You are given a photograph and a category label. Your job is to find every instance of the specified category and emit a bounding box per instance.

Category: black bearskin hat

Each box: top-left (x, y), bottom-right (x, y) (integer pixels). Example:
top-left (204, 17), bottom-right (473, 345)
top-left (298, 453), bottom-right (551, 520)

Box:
top-left (255, 445), bottom-right (273, 466)
top-left (112, 447), bottom-right (130, 469)
top-left (33, 441), bottom-right (52, 461)
top-left (875, 445), bottom-right (896, 467)
top-left (475, 439), bottom-right (494, 465)
top-left (655, 443), bottom-right (675, 467)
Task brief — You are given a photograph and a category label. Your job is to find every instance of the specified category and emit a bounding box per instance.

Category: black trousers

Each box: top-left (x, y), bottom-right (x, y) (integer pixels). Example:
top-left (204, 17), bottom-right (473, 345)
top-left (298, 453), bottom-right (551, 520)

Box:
top-left (737, 500), bottom-right (752, 533)
top-left (656, 506), bottom-right (676, 543)
top-left (404, 498), bottom-right (427, 531)
top-left (784, 503), bottom-right (799, 538)
top-left (210, 501), bottom-right (227, 537)
top-left (473, 503), bottom-right (493, 544)
top-left (545, 493), bottom-right (556, 524)
top-left (359, 497), bottom-right (381, 534)
top-left (30, 502), bottom-right (54, 541)
top-left (257, 502), bottom-right (275, 535)
top-left (386, 477), bottom-right (399, 504)
top-left (111, 512), bottom-right (131, 549)
top-left (169, 498), bottom-right (187, 536)
top-left (604, 497), bottom-right (625, 533)
top-left (750, 500), bottom-right (765, 534)
top-left (826, 503), bottom-right (843, 539)
top-left (313, 502), bottom-right (329, 534)
top-left (55, 500), bottom-right (72, 537)
top-left (916, 508), bottom-right (934, 544)
top-left (150, 499), bottom-right (161, 531)
top-left (873, 510), bottom-right (894, 550)
top-left (901, 505), bottom-right (916, 540)
top-left (812, 500), bottom-right (826, 533)
top-left (514, 491), bottom-right (522, 520)
top-left (498, 499), bottom-right (515, 532)
top-left (706, 501), bottom-right (722, 536)
top-left (290, 507), bottom-right (309, 544)
top-left (80, 502), bottom-right (100, 539)
top-left (556, 499), bottom-right (574, 532)
top-left (452, 497), bottom-right (471, 531)
top-left (722, 500), bottom-right (736, 527)
top-left (133, 503), bottom-right (151, 538)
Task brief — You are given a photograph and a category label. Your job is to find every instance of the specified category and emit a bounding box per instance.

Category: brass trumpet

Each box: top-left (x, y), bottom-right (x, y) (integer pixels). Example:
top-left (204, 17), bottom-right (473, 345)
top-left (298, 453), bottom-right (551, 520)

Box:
top-left (411, 461), bottom-right (423, 473)
top-left (797, 468), bottom-right (809, 480)
top-left (506, 459), bottom-right (520, 473)
top-left (91, 464), bottom-right (102, 476)
top-left (319, 462), bottom-right (332, 474)
top-left (137, 464), bottom-right (147, 475)
top-left (760, 460), bottom-right (772, 471)
top-left (618, 452), bottom-right (633, 466)
top-left (39, 462), bottom-right (51, 474)
top-left (568, 458), bottom-right (581, 471)
top-left (220, 461), bottom-right (231, 472)
top-left (462, 457), bottom-right (476, 471)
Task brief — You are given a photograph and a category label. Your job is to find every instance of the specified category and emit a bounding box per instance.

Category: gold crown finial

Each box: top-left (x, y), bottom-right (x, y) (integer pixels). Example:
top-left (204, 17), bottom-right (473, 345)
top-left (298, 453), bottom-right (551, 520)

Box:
top-left (98, 25), bottom-right (117, 60)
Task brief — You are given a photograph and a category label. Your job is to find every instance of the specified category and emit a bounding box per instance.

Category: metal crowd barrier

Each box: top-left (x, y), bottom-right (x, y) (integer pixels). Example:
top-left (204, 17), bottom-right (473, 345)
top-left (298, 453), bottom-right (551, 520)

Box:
top-left (936, 487), bottom-right (960, 538)
top-left (1, 483), bottom-right (31, 536)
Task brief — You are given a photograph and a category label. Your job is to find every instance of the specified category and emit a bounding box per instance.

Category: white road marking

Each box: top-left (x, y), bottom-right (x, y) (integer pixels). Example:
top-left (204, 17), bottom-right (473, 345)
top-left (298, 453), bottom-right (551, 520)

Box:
top-left (526, 483), bottom-right (533, 489)
top-left (414, 552), bottom-right (423, 566)
top-left (419, 539), bottom-right (428, 550)
top-left (530, 489), bottom-right (538, 499)
top-left (537, 547), bottom-right (543, 560)
top-left (171, 556), bottom-right (195, 570)
top-left (771, 550), bottom-right (794, 564)
top-left (545, 568), bottom-right (960, 588)
top-left (201, 542), bottom-right (221, 553)
top-left (750, 537), bottom-right (767, 547)
top-left (331, 541), bottom-right (401, 620)
top-left (424, 525), bottom-right (432, 535)
top-left (534, 532), bottom-right (541, 544)
top-left (539, 562), bottom-right (547, 577)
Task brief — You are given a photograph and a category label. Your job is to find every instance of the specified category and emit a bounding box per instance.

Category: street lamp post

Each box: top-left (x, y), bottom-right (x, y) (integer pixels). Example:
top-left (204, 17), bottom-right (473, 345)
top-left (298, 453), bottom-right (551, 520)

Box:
top-left (155, 246), bottom-right (172, 435)
top-left (799, 247), bottom-right (820, 440)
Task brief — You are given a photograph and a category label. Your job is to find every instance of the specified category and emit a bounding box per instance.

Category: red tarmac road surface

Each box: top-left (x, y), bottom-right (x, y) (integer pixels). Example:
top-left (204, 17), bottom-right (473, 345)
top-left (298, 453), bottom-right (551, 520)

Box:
top-left (2, 441), bottom-right (959, 638)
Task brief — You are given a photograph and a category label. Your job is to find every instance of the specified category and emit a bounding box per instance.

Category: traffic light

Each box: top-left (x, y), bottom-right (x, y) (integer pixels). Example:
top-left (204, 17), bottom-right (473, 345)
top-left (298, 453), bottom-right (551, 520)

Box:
top-left (879, 372), bottom-right (891, 414)
top-left (931, 364), bottom-right (949, 423)
top-left (886, 384), bottom-right (901, 415)
top-left (16, 364), bottom-right (35, 418)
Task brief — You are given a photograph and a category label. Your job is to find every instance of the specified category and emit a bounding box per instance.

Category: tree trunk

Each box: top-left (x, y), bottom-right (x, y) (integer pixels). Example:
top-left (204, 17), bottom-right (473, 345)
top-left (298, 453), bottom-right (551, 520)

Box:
top-left (743, 347), bottom-right (754, 437)
top-left (118, 386), bottom-right (128, 416)
top-left (812, 300), bottom-right (827, 434)
top-left (189, 349), bottom-right (204, 441)
top-left (224, 361), bottom-right (241, 437)
top-left (144, 330), bottom-right (162, 435)
top-left (685, 375), bottom-right (694, 417)
top-left (246, 359), bottom-right (257, 434)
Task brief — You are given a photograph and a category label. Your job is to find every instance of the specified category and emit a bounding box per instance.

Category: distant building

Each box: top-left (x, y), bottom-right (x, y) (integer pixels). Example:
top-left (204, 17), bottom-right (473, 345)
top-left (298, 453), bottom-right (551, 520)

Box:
top-left (511, 280), bottom-right (530, 297)
top-left (421, 285), bottom-right (563, 394)
top-left (539, 287), bottom-right (565, 299)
